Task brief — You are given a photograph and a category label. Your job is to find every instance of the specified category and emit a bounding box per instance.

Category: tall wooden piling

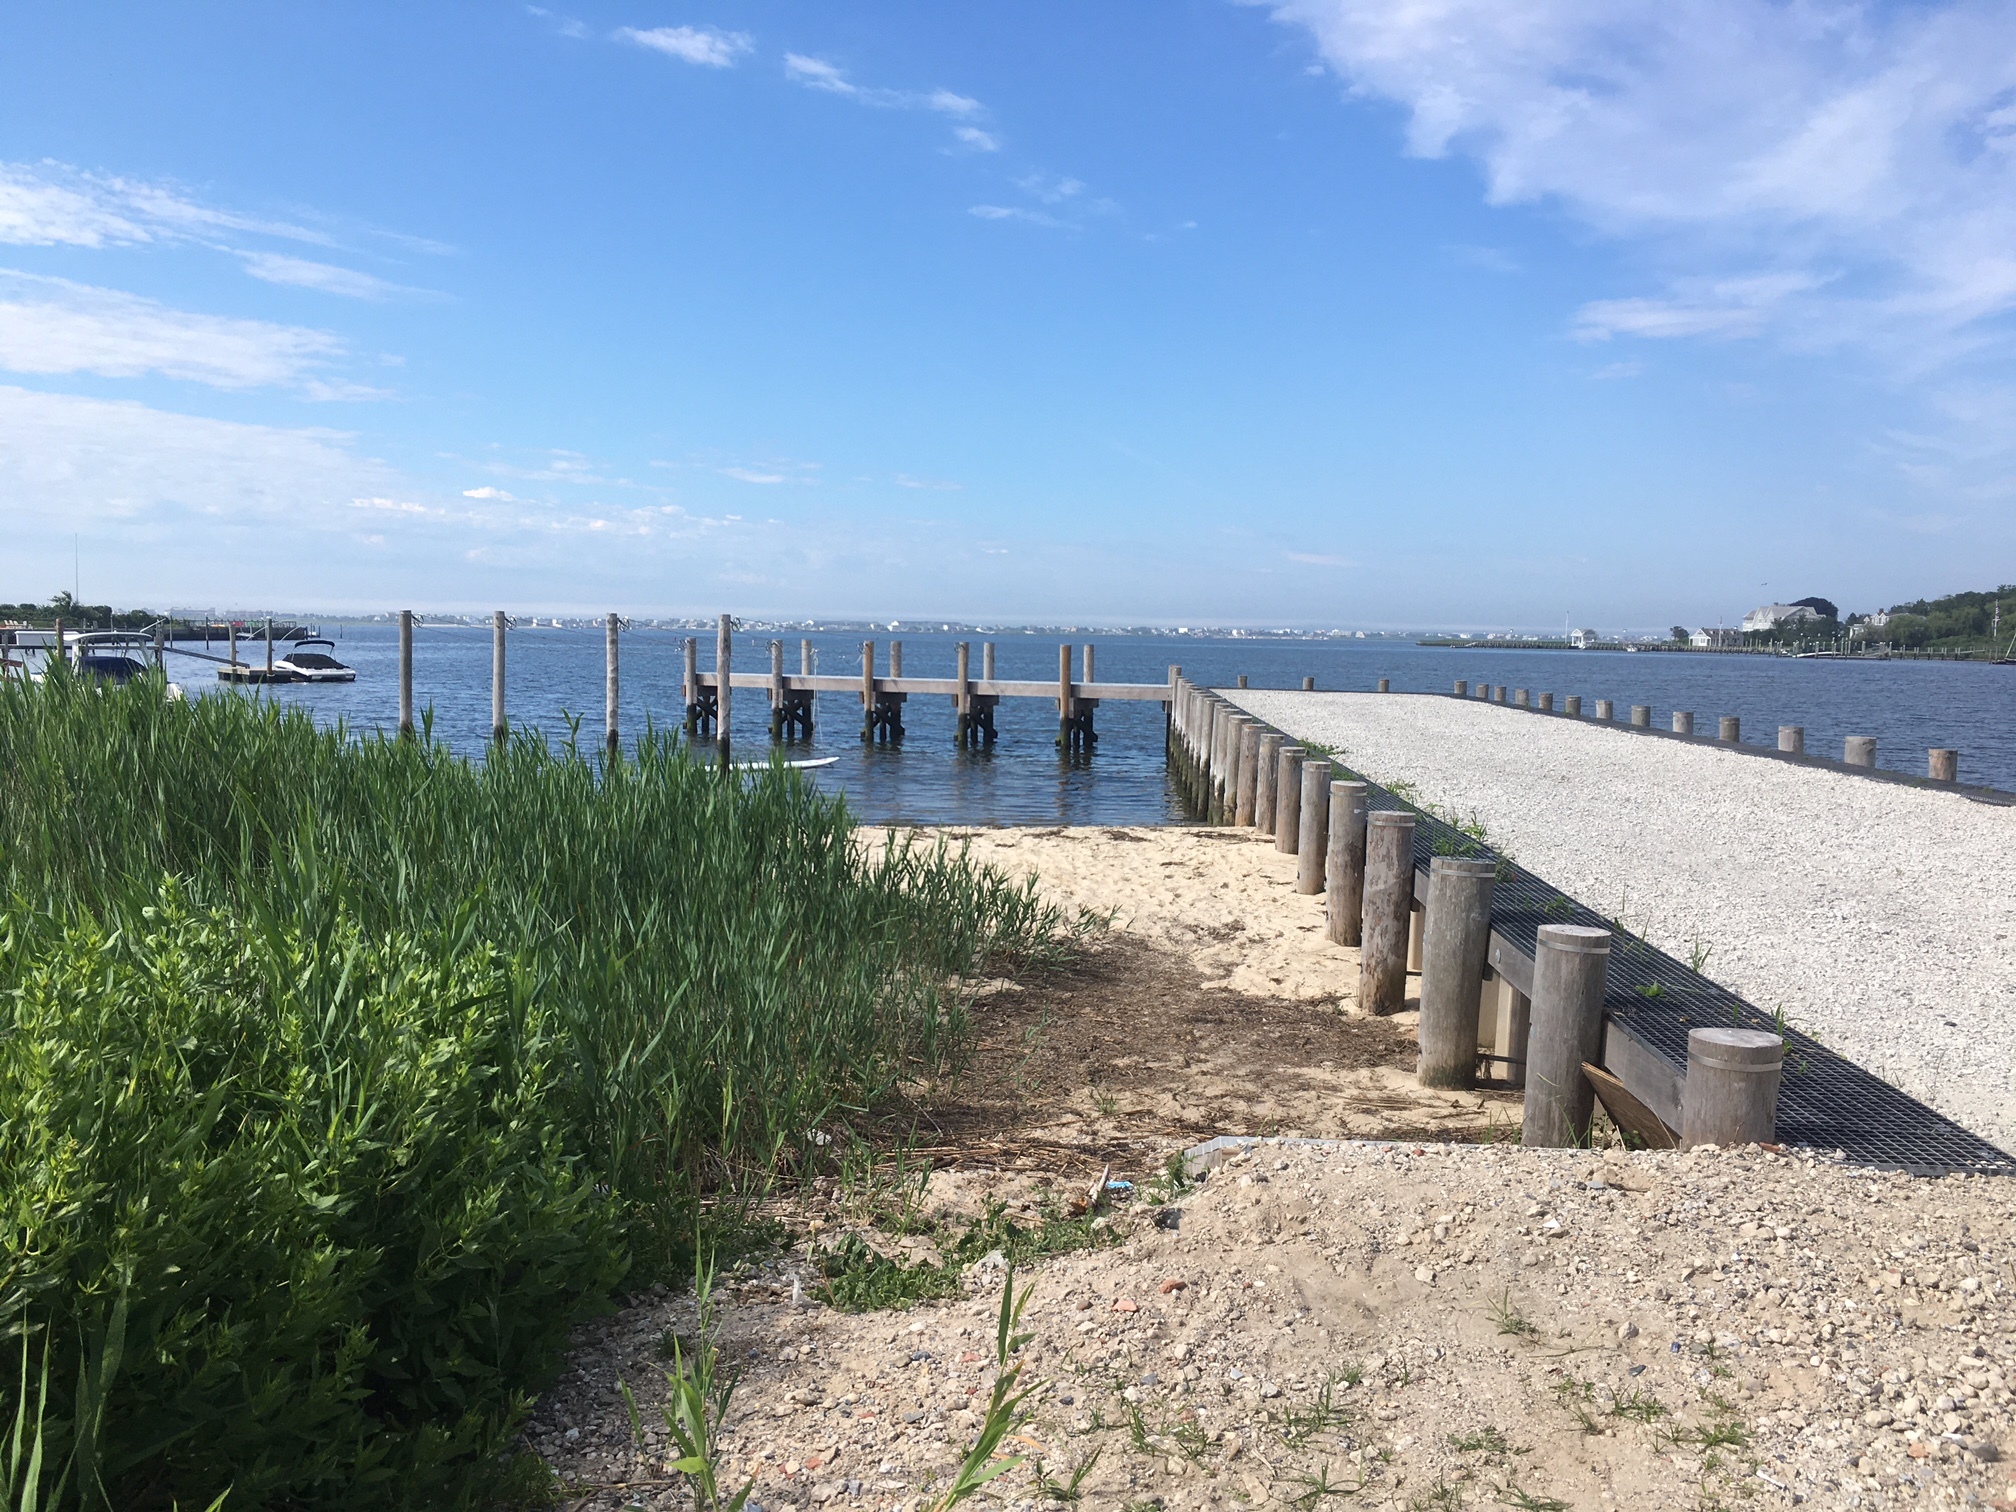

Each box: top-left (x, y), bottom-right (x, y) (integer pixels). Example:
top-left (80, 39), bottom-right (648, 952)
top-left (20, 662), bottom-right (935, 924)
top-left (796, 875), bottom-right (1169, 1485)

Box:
top-left (1359, 811), bottom-right (1416, 1014)
top-left (713, 613), bottom-right (731, 767)
top-left (861, 640), bottom-right (876, 741)
top-left (1672, 711), bottom-right (1694, 735)
top-left (1778, 725), bottom-right (1803, 754)
top-left (1596, 700), bottom-right (1613, 721)
top-left (1274, 745), bottom-right (1305, 853)
top-left (491, 610), bottom-right (507, 744)
top-left (1719, 715), bottom-right (1740, 743)
top-left (1057, 643), bottom-right (1073, 751)
top-left (265, 617), bottom-right (274, 678)
top-left (1844, 735), bottom-right (1876, 768)
top-left (982, 642), bottom-right (995, 680)
top-left (1521, 924), bottom-right (1611, 1147)
top-left (1324, 780), bottom-right (1368, 946)
top-left (1630, 705), bottom-right (1650, 728)
top-left (225, 620), bottom-right (235, 670)
top-left (1417, 856), bottom-right (1497, 1089)
top-left (1514, 688), bottom-right (1528, 707)
top-left (1564, 695), bottom-right (1582, 717)
top-left (1538, 692), bottom-right (1554, 711)
top-left (606, 613), bottom-right (622, 756)
top-left (1255, 732), bottom-right (1281, 836)
top-left (1929, 748), bottom-right (1958, 782)
top-left (1235, 721), bottom-right (1261, 825)
top-left (683, 637), bottom-right (700, 733)
top-left (1681, 1028), bottom-right (1783, 1148)
top-left (769, 640), bottom-right (785, 739)
top-left (398, 609), bottom-right (414, 739)
top-left (1295, 759), bottom-right (1330, 893)
top-left (956, 641), bottom-right (972, 745)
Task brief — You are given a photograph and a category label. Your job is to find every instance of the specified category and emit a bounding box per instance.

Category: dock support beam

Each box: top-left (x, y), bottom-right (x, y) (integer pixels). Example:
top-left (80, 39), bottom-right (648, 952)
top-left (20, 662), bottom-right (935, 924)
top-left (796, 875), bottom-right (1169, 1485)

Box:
top-left (1324, 780), bottom-right (1367, 946)
top-left (1418, 856), bottom-right (1497, 1089)
top-left (1358, 811), bottom-right (1416, 1015)
top-left (714, 614), bottom-right (731, 769)
top-left (606, 612), bottom-right (621, 758)
top-left (1522, 925), bottom-right (1612, 1148)
top-left (491, 610), bottom-right (507, 745)
top-left (1295, 758), bottom-right (1330, 893)
top-left (398, 609), bottom-right (414, 739)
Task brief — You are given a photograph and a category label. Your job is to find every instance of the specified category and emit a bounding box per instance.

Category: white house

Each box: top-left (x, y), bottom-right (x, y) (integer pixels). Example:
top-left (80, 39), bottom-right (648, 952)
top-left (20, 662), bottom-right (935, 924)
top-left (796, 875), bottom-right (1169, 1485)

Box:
top-left (1568, 627), bottom-right (1601, 649)
top-left (1690, 627), bottom-right (1743, 649)
top-left (1740, 603), bottom-right (1820, 633)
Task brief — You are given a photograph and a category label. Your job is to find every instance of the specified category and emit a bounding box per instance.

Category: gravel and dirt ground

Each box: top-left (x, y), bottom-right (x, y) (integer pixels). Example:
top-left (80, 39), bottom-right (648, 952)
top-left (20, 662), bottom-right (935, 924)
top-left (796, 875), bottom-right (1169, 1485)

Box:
top-left (1226, 690), bottom-right (2016, 1154)
top-left (524, 823), bottom-right (2016, 1512)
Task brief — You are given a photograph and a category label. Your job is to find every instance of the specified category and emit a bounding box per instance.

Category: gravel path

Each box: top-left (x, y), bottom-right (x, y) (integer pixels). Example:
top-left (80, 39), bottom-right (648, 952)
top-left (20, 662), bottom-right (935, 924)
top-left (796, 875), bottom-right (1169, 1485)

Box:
top-left (1230, 691), bottom-right (2016, 1153)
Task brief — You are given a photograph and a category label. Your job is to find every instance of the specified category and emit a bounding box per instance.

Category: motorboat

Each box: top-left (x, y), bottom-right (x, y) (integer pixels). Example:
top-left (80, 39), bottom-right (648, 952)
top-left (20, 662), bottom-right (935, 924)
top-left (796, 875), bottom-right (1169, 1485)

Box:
top-left (272, 638), bottom-right (356, 683)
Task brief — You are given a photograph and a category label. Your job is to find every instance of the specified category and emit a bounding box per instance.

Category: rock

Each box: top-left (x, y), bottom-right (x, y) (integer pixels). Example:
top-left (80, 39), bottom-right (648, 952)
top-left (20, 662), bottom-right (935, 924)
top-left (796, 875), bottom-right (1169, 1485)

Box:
top-left (1617, 1322), bottom-right (1638, 1342)
top-left (1113, 1297), bottom-right (1139, 1313)
top-left (1414, 1266), bottom-right (1435, 1285)
top-left (1159, 1278), bottom-right (1189, 1294)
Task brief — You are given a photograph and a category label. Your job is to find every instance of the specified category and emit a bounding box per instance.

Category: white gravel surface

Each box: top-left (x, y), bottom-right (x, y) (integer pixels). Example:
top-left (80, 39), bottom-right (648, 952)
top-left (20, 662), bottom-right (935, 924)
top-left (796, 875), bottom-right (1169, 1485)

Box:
top-left (1230, 691), bottom-right (2016, 1154)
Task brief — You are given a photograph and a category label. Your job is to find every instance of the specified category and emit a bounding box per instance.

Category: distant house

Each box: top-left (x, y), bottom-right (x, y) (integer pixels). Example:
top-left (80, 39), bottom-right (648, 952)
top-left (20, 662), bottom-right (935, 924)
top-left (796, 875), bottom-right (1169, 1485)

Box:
top-left (1740, 603), bottom-right (1820, 633)
top-left (1690, 627), bottom-right (1743, 649)
top-left (1568, 627), bottom-right (1601, 648)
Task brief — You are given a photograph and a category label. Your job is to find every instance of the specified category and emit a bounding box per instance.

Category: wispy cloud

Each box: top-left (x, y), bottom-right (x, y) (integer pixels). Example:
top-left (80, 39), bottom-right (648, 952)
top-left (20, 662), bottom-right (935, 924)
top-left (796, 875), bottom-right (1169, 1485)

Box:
top-left (969, 205), bottom-right (1065, 228)
top-left (0, 272), bottom-right (349, 391)
top-left (462, 486), bottom-right (517, 500)
top-left (1574, 272), bottom-right (1826, 342)
top-left (1260, 0), bottom-right (2016, 364)
top-left (721, 466), bottom-right (786, 484)
top-left (615, 24), bottom-right (752, 67)
top-left (238, 251), bottom-right (418, 300)
top-left (895, 473), bottom-right (962, 490)
top-left (784, 53), bottom-right (992, 153)
top-left (1014, 172), bottom-right (1083, 205)
top-left (0, 160), bottom-right (331, 249)
top-left (1285, 551), bottom-right (1356, 568)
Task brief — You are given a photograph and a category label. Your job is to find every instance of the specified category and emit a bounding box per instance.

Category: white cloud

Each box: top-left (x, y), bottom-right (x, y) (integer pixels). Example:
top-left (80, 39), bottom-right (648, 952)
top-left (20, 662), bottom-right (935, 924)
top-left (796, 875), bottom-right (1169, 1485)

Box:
top-left (238, 251), bottom-right (414, 300)
top-left (721, 466), bottom-right (787, 484)
top-left (785, 54), bottom-right (987, 119)
top-left (0, 272), bottom-right (347, 390)
top-left (0, 384), bottom-right (397, 527)
top-left (462, 485), bottom-right (517, 500)
top-left (0, 160), bottom-right (332, 249)
top-left (894, 473), bottom-right (962, 490)
top-left (1284, 551), bottom-right (1356, 568)
top-left (953, 126), bottom-right (1001, 152)
top-left (969, 205), bottom-right (1065, 229)
top-left (1261, 0), bottom-right (2016, 359)
top-left (1015, 172), bottom-right (1084, 205)
top-left (616, 25), bottom-right (752, 67)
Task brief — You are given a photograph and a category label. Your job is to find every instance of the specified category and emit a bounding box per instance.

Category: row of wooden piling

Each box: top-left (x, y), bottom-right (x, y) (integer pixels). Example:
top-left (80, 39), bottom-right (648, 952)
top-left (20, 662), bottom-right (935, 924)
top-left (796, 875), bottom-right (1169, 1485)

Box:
top-left (1451, 679), bottom-right (1963, 783)
top-left (1166, 676), bottom-right (1784, 1150)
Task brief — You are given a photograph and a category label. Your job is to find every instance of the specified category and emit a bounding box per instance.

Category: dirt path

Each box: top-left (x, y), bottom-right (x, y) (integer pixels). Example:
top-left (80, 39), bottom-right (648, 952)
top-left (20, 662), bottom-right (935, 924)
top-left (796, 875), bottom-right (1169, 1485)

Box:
top-left (524, 827), bottom-right (2016, 1512)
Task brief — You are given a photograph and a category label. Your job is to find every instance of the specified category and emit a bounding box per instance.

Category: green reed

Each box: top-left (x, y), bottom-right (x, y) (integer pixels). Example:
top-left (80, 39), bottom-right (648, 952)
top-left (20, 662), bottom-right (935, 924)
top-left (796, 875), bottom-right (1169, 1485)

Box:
top-left (0, 667), bottom-right (1074, 1507)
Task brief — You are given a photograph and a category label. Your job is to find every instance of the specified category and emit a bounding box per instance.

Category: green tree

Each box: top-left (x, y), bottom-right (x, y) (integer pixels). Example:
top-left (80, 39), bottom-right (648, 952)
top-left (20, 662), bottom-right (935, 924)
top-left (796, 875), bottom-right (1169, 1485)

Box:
top-left (1670, 625), bottom-right (1690, 644)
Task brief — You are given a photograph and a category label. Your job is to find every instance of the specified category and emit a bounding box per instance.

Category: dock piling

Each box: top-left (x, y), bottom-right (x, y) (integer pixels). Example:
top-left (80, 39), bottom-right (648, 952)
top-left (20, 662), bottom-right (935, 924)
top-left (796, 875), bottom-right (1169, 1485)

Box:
top-left (1538, 692), bottom-right (1554, 711)
top-left (1295, 759), bottom-right (1331, 893)
top-left (1254, 732), bottom-right (1282, 836)
top-left (1235, 721), bottom-right (1261, 825)
top-left (1564, 695), bottom-right (1582, 717)
top-left (265, 617), bottom-right (274, 680)
top-left (1302, 675), bottom-right (1316, 691)
top-left (1595, 699), bottom-right (1612, 721)
top-left (1274, 745), bottom-right (1305, 852)
top-left (1672, 711), bottom-right (1694, 735)
top-left (398, 610), bottom-right (414, 739)
top-left (1417, 857), bottom-right (1497, 1089)
top-left (683, 638), bottom-right (701, 734)
top-left (1929, 748), bottom-right (1958, 783)
top-left (1453, 680), bottom-right (1467, 697)
top-left (769, 640), bottom-right (785, 741)
top-left (1324, 780), bottom-right (1368, 945)
top-left (1377, 678), bottom-right (1390, 694)
top-left (1521, 925), bottom-right (1611, 1148)
top-left (1778, 725), bottom-right (1804, 754)
top-left (713, 614), bottom-right (730, 768)
top-left (1358, 811), bottom-right (1416, 1014)
top-left (1630, 704), bottom-right (1650, 728)
top-left (1681, 1028), bottom-right (1783, 1148)
top-left (606, 613), bottom-right (622, 757)
top-left (1844, 735), bottom-right (1876, 768)
top-left (1719, 715), bottom-right (1740, 743)
top-left (491, 611), bottom-right (507, 744)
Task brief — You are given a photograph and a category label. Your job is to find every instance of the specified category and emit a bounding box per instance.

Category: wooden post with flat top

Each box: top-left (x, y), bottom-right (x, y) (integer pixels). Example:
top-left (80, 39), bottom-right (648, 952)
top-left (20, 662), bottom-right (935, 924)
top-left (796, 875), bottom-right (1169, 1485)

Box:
top-left (1295, 758), bottom-right (1330, 893)
top-left (713, 613), bottom-right (730, 768)
top-left (606, 612), bottom-right (621, 757)
top-left (398, 610), bottom-right (414, 738)
top-left (491, 610), bottom-right (507, 744)
top-left (1324, 780), bottom-right (1368, 946)
top-left (1359, 811), bottom-right (1416, 1014)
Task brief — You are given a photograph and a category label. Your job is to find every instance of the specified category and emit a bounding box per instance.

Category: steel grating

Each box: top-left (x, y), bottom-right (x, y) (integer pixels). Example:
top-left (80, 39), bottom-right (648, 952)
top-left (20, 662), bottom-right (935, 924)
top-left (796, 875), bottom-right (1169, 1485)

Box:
top-left (1182, 733), bottom-right (2014, 1176)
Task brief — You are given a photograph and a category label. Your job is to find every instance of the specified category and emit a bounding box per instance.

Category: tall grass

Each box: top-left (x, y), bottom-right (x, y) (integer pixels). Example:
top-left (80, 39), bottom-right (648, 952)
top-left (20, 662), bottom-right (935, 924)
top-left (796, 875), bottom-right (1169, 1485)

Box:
top-left (0, 668), bottom-right (1073, 1507)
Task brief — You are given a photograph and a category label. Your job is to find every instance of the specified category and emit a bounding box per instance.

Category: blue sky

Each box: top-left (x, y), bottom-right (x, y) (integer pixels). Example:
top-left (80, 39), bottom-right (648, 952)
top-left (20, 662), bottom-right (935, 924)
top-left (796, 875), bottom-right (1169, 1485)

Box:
top-left (3, 1), bottom-right (2013, 629)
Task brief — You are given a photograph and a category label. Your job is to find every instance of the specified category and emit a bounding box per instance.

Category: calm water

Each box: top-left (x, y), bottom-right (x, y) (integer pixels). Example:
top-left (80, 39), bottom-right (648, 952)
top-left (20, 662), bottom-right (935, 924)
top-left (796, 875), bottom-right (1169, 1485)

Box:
top-left (177, 628), bottom-right (2016, 823)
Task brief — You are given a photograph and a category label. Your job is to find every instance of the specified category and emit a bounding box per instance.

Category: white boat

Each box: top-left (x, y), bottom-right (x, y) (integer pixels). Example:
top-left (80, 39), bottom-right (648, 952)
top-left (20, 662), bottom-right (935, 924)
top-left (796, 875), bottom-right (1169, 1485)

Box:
top-left (271, 638), bottom-right (357, 683)
top-left (731, 754), bottom-right (840, 771)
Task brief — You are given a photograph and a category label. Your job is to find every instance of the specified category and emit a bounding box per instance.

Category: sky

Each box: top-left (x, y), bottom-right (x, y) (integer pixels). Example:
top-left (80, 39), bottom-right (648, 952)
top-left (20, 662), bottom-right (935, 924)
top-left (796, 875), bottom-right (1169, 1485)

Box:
top-left (2, 1), bottom-right (2014, 630)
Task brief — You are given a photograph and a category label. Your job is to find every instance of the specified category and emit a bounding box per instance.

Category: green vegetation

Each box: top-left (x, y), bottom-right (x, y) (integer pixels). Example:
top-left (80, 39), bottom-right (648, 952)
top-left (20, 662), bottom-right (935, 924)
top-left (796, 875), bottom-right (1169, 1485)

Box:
top-left (1872, 584), bottom-right (2015, 652)
top-left (0, 668), bottom-right (1072, 1508)
top-left (925, 1266), bottom-right (1038, 1511)
top-left (0, 593), bottom-right (162, 632)
top-left (1449, 1426), bottom-right (1512, 1454)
